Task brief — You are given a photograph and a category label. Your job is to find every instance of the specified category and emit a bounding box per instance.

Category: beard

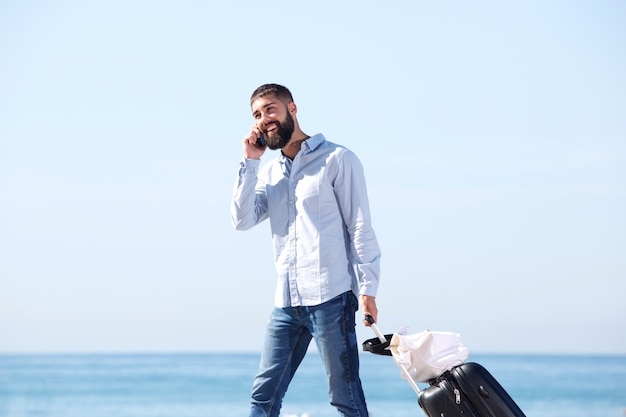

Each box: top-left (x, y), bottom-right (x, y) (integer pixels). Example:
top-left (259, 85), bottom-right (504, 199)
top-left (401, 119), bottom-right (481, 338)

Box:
top-left (264, 111), bottom-right (295, 150)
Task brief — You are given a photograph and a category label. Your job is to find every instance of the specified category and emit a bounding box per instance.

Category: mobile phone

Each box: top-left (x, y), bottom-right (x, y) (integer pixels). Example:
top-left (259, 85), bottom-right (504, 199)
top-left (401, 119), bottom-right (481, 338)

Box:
top-left (258, 133), bottom-right (266, 147)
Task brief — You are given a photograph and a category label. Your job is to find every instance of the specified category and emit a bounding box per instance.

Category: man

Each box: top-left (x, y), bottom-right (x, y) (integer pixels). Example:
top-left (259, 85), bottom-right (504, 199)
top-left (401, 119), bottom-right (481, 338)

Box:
top-left (231, 83), bottom-right (381, 417)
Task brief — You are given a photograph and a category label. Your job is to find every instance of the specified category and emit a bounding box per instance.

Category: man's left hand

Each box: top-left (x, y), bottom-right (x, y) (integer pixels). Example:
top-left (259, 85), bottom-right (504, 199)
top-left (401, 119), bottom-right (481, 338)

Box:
top-left (359, 295), bottom-right (378, 326)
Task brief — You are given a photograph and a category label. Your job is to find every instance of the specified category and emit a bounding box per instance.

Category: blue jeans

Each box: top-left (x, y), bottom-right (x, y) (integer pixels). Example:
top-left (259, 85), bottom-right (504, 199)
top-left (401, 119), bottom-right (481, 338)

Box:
top-left (249, 291), bottom-right (368, 417)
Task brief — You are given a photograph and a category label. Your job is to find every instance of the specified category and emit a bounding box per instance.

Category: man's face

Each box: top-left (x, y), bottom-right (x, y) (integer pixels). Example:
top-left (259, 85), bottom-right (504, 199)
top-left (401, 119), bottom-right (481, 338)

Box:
top-left (252, 95), bottom-right (294, 150)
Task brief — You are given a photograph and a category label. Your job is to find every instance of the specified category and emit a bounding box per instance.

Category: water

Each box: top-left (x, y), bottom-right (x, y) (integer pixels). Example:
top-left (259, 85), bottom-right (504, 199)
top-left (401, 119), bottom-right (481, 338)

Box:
top-left (1, 352), bottom-right (625, 417)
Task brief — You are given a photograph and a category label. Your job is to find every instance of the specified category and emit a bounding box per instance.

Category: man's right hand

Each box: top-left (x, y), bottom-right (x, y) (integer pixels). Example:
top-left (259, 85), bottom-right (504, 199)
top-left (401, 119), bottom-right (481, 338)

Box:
top-left (243, 125), bottom-right (266, 160)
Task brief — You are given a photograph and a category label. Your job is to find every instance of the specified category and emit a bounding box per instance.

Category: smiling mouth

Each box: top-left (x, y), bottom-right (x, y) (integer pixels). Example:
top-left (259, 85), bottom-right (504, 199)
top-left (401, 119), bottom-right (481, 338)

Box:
top-left (264, 122), bottom-right (279, 134)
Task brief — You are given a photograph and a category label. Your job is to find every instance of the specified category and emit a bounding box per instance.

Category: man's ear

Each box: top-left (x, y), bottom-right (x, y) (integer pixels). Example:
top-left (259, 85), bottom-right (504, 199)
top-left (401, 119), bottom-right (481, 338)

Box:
top-left (288, 102), bottom-right (297, 115)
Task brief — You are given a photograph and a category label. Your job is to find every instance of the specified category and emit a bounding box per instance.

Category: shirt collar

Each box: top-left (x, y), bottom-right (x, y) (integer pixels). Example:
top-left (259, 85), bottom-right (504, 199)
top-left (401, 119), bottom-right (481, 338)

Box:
top-left (279, 133), bottom-right (325, 162)
top-left (301, 133), bottom-right (325, 153)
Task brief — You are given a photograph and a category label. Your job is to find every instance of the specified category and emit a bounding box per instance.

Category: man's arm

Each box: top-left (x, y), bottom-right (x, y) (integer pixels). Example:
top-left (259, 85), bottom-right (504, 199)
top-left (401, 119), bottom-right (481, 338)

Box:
top-left (231, 127), bottom-right (269, 230)
top-left (230, 158), bottom-right (264, 230)
top-left (334, 150), bottom-right (382, 325)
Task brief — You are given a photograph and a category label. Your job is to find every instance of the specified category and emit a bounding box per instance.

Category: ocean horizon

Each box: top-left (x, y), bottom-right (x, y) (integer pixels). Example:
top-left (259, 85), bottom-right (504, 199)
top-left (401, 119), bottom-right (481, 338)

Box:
top-left (1, 352), bottom-right (625, 417)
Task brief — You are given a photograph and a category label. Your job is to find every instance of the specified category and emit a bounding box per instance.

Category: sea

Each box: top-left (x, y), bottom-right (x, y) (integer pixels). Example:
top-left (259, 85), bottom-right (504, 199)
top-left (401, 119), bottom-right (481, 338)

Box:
top-left (1, 352), bottom-right (625, 417)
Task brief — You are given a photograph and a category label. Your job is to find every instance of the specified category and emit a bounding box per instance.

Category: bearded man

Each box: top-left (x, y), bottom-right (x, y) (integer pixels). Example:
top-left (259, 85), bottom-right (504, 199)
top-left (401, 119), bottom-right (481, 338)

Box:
top-left (231, 83), bottom-right (382, 417)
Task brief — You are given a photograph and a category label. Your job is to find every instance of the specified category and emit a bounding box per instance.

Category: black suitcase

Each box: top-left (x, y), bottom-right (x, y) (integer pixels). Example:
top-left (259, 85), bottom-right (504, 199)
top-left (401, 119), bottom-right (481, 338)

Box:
top-left (362, 316), bottom-right (526, 417)
top-left (418, 362), bottom-right (526, 417)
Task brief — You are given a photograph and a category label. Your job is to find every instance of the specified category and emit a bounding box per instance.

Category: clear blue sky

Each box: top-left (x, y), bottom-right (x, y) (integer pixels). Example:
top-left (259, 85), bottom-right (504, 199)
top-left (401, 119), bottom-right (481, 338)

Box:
top-left (1, 1), bottom-right (625, 355)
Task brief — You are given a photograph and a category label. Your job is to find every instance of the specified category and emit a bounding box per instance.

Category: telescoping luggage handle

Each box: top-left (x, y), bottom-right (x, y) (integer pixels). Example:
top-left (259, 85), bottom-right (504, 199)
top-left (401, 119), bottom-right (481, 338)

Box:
top-left (365, 314), bottom-right (422, 395)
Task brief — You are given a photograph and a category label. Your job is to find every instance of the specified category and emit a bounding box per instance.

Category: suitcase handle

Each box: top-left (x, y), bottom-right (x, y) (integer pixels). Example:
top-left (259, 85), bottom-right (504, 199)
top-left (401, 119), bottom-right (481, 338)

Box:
top-left (364, 314), bottom-right (422, 395)
top-left (365, 314), bottom-right (387, 344)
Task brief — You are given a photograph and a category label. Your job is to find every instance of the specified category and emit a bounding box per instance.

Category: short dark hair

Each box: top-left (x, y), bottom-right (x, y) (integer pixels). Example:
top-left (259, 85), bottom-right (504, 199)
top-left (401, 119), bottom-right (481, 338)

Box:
top-left (250, 84), bottom-right (294, 106)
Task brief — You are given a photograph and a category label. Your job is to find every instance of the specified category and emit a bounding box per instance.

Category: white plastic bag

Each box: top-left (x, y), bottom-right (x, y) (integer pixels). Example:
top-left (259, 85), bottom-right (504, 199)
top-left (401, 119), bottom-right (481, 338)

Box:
top-left (389, 329), bottom-right (469, 383)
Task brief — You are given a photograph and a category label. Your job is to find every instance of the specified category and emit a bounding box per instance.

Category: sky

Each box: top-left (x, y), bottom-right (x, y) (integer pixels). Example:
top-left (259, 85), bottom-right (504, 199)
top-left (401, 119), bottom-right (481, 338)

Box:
top-left (1, 1), bottom-right (625, 355)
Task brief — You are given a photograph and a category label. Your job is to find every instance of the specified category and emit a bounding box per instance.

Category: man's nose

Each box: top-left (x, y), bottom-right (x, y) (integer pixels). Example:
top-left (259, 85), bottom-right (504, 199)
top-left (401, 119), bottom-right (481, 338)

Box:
top-left (258, 113), bottom-right (271, 128)
top-left (259, 112), bottom-right (270, 123)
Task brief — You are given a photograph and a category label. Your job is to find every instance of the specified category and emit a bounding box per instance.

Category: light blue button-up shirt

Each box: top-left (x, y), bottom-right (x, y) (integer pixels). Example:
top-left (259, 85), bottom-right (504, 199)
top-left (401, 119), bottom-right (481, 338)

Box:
top-left (231, 134), bottom-right (381, 308)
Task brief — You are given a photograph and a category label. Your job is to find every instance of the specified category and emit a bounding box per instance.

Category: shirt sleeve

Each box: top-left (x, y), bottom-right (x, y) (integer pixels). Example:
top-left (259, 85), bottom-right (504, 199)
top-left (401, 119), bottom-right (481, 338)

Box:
top-left (333, 150), bottom-right (381, 297)
top-left (230, 158), bottom-right (267, 230)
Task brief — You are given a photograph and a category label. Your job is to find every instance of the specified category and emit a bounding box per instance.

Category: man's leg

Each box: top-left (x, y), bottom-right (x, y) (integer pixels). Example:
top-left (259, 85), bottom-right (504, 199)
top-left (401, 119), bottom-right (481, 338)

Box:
top-left (249, 307), bottom-right (312, 417)
top-left (310, 291), bottom-right (368, 417)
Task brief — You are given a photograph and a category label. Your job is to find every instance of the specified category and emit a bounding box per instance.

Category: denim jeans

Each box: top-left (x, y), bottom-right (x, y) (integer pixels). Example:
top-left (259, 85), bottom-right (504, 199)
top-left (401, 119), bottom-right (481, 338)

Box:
top-left (249, 291), bottom-right (368, 417)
